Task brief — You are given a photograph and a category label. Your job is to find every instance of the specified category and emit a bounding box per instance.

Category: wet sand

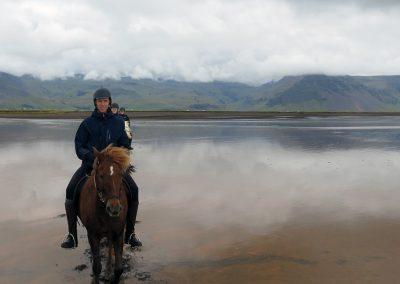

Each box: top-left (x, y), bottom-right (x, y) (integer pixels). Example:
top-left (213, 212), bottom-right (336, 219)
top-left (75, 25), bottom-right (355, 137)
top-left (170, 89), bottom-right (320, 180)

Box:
top-left (1, 207), bottom-right (399, 283)
top-left (152, 217), bottom-right (400, 283)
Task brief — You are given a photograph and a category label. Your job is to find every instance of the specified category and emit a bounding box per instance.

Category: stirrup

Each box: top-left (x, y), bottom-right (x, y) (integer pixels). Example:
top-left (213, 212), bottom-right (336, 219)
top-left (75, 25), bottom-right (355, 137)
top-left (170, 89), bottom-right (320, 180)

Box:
top-left (128, 233), bottom-right (142, 247)
top-left (62, 233), bottom-right (77, 248)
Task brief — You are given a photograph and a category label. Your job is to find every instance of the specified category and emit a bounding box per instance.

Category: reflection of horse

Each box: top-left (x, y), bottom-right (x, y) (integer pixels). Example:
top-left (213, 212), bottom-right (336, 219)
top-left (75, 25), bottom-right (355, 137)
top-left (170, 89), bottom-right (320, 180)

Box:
top-left (79, 145), bottom-right (132, 283)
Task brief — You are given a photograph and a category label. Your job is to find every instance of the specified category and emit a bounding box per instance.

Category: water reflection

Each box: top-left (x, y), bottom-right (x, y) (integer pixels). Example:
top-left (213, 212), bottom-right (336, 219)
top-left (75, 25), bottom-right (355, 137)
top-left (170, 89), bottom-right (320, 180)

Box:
top-left (136, 141), bottom-right (400, 232)
top-left (1, 117), bottom-right (400, 231)
top-left (133, 117), bottom-right (400, 151)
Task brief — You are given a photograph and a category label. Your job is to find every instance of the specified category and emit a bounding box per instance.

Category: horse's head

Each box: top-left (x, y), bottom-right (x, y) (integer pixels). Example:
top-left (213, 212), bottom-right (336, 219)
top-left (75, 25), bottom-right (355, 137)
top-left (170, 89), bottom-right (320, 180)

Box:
top-left (92, 144), bottom-right (131, 217)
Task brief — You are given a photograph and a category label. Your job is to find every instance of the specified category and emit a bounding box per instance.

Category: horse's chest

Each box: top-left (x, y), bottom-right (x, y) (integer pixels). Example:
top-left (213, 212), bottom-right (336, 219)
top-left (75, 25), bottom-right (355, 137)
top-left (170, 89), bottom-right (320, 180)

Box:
top-left (87, 215), bottom-right (123, 235)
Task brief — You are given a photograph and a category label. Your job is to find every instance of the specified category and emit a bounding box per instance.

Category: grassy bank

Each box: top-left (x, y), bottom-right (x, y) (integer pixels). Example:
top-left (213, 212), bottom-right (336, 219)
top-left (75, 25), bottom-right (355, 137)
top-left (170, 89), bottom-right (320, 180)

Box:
top-left (1, 110), bottom-right (400, 119)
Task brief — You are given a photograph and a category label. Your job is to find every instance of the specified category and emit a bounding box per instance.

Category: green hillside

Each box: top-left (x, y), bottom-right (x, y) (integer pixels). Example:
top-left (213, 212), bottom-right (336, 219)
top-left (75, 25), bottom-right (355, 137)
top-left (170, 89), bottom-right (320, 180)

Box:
top-left (2, 72), bottom-right (400, 111)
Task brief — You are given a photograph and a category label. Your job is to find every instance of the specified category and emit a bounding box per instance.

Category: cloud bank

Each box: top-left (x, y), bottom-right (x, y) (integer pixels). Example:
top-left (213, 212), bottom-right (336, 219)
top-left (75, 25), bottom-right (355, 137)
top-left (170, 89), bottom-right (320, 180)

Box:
top-left (1, 0), bottom-right (400, 84)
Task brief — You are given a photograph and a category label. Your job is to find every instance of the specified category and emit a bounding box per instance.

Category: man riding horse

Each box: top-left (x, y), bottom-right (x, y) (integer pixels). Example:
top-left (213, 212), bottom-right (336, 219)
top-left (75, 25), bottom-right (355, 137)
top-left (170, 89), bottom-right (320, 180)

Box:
top-left (61, 88), bottom-right (142, 249)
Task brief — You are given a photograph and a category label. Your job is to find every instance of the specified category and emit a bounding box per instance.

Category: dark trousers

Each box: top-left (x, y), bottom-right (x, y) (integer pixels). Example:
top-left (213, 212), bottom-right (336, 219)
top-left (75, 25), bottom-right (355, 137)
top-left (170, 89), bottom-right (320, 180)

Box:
top-left (65, 165), bottom-right (139, 203)
top-left (123, 172), bottom-right (139, 204)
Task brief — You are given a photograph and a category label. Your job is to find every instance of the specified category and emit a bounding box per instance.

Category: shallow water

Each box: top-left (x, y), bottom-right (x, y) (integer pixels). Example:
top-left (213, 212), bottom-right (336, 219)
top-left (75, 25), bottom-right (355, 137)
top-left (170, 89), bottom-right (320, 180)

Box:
top-left (2, 116), bottom-right (400, 282)
top-left (1, 116), bottom-right (400, 225)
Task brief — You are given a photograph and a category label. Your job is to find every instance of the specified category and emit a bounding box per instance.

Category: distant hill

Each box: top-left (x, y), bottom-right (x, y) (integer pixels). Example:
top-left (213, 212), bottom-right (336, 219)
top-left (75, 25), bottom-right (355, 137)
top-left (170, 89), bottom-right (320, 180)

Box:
top-left (2, 72), bottom-right (400, 111)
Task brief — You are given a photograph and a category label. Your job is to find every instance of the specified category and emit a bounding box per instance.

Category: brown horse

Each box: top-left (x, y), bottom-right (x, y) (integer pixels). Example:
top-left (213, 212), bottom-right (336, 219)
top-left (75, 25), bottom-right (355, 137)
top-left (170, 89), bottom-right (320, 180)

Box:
top-left (79, 145), bottom-right (132, 283)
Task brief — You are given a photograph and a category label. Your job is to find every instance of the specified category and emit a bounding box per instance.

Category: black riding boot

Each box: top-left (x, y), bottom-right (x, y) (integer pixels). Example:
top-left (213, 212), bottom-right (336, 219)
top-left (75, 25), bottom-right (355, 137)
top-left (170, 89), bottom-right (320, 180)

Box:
top-left (125, 201), bottom-right (142, 247)
top-left (61, 199), bottom-right (78, 249)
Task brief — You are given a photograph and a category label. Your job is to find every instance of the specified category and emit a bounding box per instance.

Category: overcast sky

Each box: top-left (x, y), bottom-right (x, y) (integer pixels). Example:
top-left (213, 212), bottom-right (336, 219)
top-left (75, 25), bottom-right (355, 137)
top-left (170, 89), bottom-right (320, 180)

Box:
top-left (1, 0), bottom-right (400, 84)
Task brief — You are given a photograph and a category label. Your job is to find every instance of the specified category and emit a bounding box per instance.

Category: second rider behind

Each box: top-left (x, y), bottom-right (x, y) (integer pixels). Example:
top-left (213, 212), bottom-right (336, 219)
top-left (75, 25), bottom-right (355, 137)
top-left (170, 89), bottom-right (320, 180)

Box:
top-left (119, 107), bottom-right (132, 145)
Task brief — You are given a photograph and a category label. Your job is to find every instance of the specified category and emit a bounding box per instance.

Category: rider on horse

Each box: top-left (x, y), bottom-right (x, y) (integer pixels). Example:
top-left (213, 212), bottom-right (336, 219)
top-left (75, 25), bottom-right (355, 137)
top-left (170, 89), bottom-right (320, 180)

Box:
top-left (111, 102), bottom-right (119, 115)
top-left (118, 107), bottom-right (132, 144)
top-left (61, 88), bottom-right (142, 249)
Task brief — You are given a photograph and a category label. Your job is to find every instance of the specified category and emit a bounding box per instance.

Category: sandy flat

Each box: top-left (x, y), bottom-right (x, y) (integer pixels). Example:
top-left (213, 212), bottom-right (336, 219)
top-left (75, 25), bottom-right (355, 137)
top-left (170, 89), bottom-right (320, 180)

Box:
top-left (151, 217), bottom-right (400, 283)
top-left (1, 207), bottom-right (400, 283)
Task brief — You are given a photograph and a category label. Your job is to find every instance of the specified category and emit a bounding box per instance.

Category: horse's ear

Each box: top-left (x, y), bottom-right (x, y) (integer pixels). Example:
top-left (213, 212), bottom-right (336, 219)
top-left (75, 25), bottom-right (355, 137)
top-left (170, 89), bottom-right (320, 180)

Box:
top-left (93, 147), bottom-right (100, 158)
top-left (106, 143), bottom-right (113, 150)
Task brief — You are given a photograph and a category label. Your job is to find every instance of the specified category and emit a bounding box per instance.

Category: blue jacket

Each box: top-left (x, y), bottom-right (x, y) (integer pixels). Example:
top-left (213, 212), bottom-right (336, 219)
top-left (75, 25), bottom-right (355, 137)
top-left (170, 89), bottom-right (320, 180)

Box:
top-left (75, 109), bottom-right (130, 169)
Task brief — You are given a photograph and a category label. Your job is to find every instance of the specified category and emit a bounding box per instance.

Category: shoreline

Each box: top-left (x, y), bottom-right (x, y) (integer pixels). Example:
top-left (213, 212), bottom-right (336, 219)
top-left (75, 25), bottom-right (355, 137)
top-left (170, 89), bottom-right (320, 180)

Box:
top-left (2, 110), bottom-right (400, 120)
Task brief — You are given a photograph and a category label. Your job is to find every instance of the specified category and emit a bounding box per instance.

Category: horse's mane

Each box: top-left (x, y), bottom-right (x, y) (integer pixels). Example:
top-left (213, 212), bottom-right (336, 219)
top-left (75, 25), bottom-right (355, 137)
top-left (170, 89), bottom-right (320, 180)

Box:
top-left (102, 146), bottom-right (134, 173)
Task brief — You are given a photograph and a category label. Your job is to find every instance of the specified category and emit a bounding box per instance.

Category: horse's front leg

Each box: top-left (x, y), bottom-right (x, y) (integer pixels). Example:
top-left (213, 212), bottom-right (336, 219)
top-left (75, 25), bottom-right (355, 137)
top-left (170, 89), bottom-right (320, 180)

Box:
top-left (107, 237), bottom-right (113, 276)
top-left (111, 232), bottom-right (124, 283)
top-left (88, 233), bottom-right (102, 284)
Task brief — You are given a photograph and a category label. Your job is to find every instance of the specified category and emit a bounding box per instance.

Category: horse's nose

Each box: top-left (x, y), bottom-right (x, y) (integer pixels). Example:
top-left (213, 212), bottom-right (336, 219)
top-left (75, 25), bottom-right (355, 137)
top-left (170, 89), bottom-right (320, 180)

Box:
top-left (106, 200), bottom-right (121, 217)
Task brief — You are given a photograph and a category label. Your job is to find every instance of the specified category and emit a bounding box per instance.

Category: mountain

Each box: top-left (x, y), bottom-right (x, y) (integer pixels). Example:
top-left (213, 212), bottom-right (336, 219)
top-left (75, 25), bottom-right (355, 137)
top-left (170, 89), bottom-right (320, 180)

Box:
top-left (2, 72), bottom-right (400, 111)
top-left (255, 75), bottom-right (400, 111)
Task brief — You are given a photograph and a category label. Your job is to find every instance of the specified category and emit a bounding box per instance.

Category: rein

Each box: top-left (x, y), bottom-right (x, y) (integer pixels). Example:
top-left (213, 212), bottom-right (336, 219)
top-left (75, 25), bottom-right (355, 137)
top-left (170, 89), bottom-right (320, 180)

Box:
top-left (93, 172), bottom-right (120, 204)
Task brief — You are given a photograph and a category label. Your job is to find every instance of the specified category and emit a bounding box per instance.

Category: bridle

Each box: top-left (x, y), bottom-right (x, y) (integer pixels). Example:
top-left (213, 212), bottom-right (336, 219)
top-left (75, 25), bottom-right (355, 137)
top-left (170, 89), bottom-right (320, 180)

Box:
top-left (93, 171), bottom-right (121, 204)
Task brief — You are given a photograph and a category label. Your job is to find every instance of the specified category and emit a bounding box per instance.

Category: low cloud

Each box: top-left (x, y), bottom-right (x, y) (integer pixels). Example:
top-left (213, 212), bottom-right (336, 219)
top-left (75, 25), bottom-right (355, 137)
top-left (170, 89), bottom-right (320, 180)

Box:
top-left (1, 0), bottom-right (400, 84)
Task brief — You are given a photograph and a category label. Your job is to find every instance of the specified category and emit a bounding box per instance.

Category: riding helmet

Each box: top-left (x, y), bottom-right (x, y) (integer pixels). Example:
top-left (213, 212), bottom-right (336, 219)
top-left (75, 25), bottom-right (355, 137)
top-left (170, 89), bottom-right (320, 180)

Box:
top-left (93, 88), bottom-right (112, 106)
top-left (111, 103), bottom-right (119, 109)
